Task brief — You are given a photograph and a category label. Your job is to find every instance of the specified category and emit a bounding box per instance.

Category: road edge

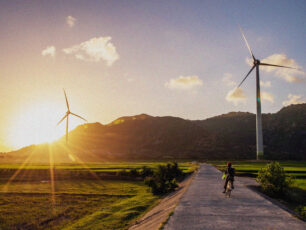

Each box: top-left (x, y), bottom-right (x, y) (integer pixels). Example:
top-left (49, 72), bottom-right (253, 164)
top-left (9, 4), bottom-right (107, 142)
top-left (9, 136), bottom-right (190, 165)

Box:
top-left (129, 169), bottom-right (198, 230)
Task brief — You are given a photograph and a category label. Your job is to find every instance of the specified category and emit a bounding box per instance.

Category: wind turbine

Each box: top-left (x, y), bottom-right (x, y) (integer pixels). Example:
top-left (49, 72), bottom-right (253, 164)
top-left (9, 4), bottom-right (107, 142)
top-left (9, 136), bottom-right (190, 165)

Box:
top-left (237, 28), bottom-right (297, 160)
top-left (57, 89), bottom-right (87, 143)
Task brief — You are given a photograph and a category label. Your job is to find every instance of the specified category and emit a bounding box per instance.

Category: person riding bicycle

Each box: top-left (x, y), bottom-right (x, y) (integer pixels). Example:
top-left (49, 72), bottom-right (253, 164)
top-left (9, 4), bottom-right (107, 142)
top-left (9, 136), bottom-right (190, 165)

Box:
top-left (223, 162), bottom-right (235, 193)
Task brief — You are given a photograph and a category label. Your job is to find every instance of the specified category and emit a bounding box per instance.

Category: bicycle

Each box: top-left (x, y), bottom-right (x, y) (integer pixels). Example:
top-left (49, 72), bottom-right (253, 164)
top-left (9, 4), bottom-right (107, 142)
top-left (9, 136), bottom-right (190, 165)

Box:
top-left (225, 180), bottom-right (233, 198)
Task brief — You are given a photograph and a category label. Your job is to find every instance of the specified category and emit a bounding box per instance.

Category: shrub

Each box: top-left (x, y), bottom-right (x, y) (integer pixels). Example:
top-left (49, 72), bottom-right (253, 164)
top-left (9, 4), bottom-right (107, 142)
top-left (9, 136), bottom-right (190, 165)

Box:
top-left (295, 205), bottom-right (306, 219)
top-left (144, 177), bottom-right (178, 195)
top-left (116, 169), bottom-right (129, 177)
top-left (139, 166), bottom-right (154, 178)
top-left (256, 162), bottom-right (292, 196)
top-left (166, 162), bottom-right (182, 179)
top-left (129, 169), bottom-right (139, 177)
top-left (145, 162), bottom-right (181, 195)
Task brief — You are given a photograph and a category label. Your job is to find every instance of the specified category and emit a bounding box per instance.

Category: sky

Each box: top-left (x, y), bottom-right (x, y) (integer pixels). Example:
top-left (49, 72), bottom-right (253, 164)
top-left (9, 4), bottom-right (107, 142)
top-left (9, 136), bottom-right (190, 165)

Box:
top-left (0, 0), bottom-right (305, 151)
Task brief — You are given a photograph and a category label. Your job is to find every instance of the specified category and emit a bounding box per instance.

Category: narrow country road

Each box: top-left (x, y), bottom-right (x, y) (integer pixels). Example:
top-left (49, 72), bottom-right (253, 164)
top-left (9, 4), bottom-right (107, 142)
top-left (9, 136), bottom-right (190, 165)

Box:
top-left (164, 164), bottom-right (305, 230)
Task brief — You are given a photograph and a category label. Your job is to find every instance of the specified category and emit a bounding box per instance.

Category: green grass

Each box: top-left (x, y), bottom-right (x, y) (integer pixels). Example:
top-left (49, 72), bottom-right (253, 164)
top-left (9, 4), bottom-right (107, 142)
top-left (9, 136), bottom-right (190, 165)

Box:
top-left (0, 179), bottom-right (158, 230)
top-left (0, 162), bottom-right (196, 182)
top-left (210, 161), bottom-right (306, 178)
top-left (209, 161), bottom-right (306, 219)
top-left (294, 179), bottom-right (306, 190)
top-left (0, 162), bottom-right (197, 229)
top-left (0, 162), bottom-right (194, 172)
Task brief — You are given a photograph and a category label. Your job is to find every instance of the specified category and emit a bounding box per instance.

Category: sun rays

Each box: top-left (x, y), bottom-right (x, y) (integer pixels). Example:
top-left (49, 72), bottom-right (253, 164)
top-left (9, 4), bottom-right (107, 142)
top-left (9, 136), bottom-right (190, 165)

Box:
top-left (2, 148), bottom-right (36, 192)
top-left (48, 144), bottom-right (56, 214)
top-left (59, 142), bottom-right (103, 183)
top-left (1, 139), bottom-right (106, 212)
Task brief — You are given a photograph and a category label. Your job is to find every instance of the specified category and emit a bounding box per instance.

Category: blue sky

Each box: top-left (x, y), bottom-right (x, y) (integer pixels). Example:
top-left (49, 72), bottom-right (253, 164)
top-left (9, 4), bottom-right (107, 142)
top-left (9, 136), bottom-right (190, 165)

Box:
top-left (0, 0), bottom-right (305, 150)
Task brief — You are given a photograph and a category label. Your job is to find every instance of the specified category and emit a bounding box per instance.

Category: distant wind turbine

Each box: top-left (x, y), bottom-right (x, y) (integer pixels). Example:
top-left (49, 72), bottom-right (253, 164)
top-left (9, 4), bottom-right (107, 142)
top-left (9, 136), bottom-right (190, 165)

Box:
top-left (237, 27), bottom-right (297, 160)
top-left (57, 89), bottom-right (87, 143)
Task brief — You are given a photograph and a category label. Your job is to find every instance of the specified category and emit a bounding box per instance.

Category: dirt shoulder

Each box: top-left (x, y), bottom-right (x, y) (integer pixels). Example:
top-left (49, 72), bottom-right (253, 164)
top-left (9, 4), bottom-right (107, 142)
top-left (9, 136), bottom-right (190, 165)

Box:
top-left (129, 172), bottom-right (197, 230)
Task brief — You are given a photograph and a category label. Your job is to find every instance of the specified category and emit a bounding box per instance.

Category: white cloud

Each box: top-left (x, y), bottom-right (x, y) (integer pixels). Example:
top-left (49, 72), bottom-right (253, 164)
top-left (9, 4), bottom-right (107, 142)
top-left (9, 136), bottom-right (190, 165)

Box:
top-left (282, 94), bottom-right (306, 106)
top-left (226, 88), bottom-right (246, 106)
top-left (260, 80), bottom-right (271, 88)
top-left (63, 37), bottom-right (119, 66)
top-left (165, 75), bottom-right (203, 90)
top-left (41, 46), bottom-right (56, 57)
top-left (261, 91), bottom-right (274, 103)
top-left (222, 73), bottom-right (236, 87)
top-left (246, 54), bottom-right (305, 83)
top-left (66, 16), bottom-right (76, 27)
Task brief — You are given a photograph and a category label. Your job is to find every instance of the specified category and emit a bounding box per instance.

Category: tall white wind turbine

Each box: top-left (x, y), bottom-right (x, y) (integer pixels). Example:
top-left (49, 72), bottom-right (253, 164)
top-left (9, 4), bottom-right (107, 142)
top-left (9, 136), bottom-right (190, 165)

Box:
top-left (237, 28), bottom-right (297, 160)
top-left (57, 89), bottom-right (87, 143)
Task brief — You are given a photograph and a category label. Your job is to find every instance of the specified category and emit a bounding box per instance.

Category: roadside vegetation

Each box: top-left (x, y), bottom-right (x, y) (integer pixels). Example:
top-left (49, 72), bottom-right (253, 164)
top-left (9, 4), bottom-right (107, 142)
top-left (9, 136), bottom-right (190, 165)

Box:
top-left (159, 210), bottom-right (174, 230)
top-left (116, 162), bottom-right (193, 195)
top-left (210, 161), bottom-right (306, 219)
top-left (144, 162), bottom-right (183, 195)
top-left (256, 162), bottom-right (293, 196)
top-left (0, 162), bottom-right (197, 229)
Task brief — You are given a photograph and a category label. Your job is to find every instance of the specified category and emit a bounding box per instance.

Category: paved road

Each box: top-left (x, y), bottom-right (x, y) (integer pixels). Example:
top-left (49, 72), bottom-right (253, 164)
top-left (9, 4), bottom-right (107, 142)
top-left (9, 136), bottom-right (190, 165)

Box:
top-left (164, 164), bottom-right (305, 230)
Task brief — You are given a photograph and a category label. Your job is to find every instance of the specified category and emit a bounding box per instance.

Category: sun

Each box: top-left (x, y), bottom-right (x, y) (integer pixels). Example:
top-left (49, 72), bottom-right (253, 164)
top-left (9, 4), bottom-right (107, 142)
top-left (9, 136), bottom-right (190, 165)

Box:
top-left (8, 101), bottom-right (83, 149)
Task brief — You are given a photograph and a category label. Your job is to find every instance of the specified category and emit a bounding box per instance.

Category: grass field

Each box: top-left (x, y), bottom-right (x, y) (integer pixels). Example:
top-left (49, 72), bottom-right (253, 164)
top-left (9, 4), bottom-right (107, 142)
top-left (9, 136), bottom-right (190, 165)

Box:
top-left (0, 162), bottom-right (196, 230)
top-left (0, 162), bottom-right (195, 173)
top-left (0, 162), bottom-right (197, 182)
top-left (209, 161), bottom-right (306, 219)
top-left (210, 161), bottom-right (306, 179)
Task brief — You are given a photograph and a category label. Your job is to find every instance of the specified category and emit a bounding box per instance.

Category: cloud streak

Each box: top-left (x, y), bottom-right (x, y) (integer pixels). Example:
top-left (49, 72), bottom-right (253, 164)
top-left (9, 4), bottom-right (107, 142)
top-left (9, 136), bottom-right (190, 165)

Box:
top-left (226, 88), bottom-right (246, 106)
top-left (260, 80), bottom-right (271, 88)
top-left (261, 91), bottom-right (274, 103)
top-left (282, 94), bottom-right (305, 106)
top-left (63, 37), bottom-right (119, 66)
top-left (41, 46), bottom-right (56, 57)
top-left (66, 16), bottom-right (76, 27)
top-left (165, 75), bottom-right (203, 90)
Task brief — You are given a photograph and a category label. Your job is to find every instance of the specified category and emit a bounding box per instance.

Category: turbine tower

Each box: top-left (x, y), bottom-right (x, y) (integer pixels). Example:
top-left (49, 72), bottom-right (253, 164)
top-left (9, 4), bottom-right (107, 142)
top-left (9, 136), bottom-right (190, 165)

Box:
top-left (57, 89), bottom-right (87, 143)
top-left (237, 28), bottom-right (297, 160)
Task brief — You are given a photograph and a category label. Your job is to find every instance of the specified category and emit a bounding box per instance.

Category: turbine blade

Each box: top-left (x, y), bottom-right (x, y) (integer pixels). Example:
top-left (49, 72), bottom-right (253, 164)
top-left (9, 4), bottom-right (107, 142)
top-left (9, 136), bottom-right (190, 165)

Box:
top-left (237, 65), bottom-right (256, 88)
top-left (70, 113), bottom-right (87, 122)
top-left (260, 62), bottom-right (298, 70)
top-left (57, 114), bottom-right (68, 126)
top-left (63, 89), bottom-right (70, 110)
top-left (240, 27), bottom-right (255, 61)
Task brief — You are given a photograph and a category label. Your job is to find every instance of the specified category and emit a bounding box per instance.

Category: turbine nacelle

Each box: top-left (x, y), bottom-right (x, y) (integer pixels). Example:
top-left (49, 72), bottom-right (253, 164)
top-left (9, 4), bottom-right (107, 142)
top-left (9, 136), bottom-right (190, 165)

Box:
top-left (254, 59), bottom-right (260, 65)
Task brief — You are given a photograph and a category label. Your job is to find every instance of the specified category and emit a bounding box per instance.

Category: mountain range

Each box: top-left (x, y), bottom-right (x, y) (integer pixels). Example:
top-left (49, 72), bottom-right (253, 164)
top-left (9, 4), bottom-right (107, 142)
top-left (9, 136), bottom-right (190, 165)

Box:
top-left (1, 103), bottom-right (305, 163)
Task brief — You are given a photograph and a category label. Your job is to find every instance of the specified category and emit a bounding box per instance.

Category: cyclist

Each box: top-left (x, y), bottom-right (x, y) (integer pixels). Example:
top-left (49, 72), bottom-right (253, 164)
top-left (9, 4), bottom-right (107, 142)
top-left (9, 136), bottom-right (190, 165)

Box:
top-left (223, 162), bottom-right (235, 193)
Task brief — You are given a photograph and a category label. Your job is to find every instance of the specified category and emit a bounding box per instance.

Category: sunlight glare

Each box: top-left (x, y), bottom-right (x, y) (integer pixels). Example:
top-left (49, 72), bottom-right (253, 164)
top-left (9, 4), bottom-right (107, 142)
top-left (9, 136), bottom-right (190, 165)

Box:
top-left (8, 101), bottom-right (83, 149)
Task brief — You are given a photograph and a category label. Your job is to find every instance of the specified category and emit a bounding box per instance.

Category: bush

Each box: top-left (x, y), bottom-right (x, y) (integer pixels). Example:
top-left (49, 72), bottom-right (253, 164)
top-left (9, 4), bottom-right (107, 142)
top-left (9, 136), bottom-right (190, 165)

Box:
top-left (144, 162), bottom-right (182, 195)
top-left (116, 169), bottom-right (141, 178)
top-left (295, 205), bottom-right (306, 219)
top-left (144, 177), bottom-right (178, 195)
top-left (256, 162), bottom-right (292, 196)
top-left (116, 169), bottom-right (130, 177)
top-left (129, 168), bottom-right (139, 177)
top-left (139, 166), bottom-right (154, 178)
top-left (166, 162), bottom-right (182, 179)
